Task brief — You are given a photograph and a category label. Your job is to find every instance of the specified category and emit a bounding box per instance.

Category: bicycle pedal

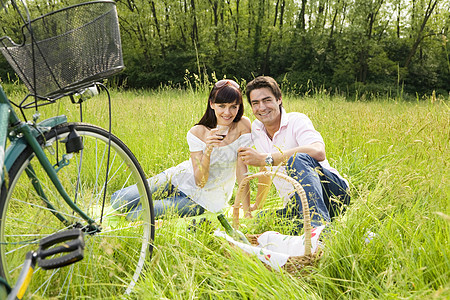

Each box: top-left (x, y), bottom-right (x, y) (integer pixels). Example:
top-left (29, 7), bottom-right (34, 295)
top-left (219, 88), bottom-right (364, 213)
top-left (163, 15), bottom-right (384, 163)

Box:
top-left (37, 229), bottom-right (85, 270)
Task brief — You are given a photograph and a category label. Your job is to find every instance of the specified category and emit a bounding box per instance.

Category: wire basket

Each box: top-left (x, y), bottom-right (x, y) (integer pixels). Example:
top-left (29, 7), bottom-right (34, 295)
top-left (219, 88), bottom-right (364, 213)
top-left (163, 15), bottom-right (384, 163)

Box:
top-left (0, 1), bottom-right (124, 99)
top-left (232, 171), bottom-right (323, 273)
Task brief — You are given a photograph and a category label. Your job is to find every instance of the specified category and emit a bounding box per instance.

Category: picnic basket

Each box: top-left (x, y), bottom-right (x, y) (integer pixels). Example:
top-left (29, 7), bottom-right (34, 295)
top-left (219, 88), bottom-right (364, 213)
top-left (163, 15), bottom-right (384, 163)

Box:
top-left (232, 171), bottom-right (323, 273)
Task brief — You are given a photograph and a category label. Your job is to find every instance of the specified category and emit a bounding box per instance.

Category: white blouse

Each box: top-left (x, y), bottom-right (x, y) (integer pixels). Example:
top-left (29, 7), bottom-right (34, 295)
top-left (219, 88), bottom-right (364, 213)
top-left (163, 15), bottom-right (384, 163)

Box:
top-left (165, 131), bottom-right (252, 212)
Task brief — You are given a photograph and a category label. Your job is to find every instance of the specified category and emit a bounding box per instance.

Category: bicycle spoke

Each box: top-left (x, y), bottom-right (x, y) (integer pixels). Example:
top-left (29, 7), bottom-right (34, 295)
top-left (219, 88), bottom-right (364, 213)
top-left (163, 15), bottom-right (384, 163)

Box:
top-left (0, 123), bottom-right (154, 298)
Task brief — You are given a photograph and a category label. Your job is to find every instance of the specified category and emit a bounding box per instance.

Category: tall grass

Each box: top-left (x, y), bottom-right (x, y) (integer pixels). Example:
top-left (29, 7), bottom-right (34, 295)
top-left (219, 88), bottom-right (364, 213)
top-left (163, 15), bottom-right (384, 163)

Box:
top-left (12, 86), bottom-right (450, 299)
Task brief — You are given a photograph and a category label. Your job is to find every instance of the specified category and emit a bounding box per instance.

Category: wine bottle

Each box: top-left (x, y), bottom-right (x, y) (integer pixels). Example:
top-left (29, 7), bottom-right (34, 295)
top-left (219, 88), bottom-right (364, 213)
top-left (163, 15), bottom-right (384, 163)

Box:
top-left (217, 214), bottom-right (251, 245)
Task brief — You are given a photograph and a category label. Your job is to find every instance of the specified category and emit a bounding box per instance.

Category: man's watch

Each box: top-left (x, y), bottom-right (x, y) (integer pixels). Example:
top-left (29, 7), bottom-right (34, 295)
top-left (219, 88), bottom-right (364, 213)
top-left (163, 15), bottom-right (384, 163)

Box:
top-left (265, 153), bottom-right (274, 166)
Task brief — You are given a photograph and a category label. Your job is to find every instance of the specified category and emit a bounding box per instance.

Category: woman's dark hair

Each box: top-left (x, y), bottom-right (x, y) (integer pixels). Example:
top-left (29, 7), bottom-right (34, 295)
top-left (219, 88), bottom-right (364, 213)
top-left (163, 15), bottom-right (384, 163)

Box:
top-left (196, 81), bottom-right (244, 129)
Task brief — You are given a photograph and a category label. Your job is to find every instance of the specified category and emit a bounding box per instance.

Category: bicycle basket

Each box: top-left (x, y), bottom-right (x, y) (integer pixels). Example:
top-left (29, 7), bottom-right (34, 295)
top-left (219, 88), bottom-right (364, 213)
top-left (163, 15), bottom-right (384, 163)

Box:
top-left (0, 1), bottom-right (124, 99)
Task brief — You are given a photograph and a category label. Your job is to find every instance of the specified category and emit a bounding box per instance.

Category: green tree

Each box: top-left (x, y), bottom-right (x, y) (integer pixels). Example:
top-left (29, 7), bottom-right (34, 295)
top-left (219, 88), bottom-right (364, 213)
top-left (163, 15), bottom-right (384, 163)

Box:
top-left (0, 0), bottom-right (448, 95)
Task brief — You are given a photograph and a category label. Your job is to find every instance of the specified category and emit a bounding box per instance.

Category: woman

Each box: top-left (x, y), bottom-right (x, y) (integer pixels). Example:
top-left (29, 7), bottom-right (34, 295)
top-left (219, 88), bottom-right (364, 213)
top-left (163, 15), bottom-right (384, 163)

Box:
top-left (111, 79), bottom-right (251, 219)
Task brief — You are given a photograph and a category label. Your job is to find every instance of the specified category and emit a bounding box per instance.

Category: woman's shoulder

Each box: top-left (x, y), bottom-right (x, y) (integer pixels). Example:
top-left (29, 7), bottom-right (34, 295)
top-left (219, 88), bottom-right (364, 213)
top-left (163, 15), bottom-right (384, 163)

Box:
top-left (236, 116), bottom-right (251, 135)
top-left (189, 125), bottom-right (209, 142)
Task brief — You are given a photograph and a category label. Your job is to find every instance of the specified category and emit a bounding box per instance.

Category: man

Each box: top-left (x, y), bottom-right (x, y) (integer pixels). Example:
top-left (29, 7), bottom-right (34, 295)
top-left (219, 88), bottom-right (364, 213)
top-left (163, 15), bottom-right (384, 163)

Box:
top-left (238, 76), bottom-right (350, 229)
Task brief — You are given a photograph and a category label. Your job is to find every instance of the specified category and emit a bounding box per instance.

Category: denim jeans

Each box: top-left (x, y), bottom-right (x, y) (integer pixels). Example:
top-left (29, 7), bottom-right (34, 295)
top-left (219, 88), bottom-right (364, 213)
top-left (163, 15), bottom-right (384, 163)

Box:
top-left (275, 153), bottom-right (350, 229)
top-left (111, 171), bottom-right (205, 219)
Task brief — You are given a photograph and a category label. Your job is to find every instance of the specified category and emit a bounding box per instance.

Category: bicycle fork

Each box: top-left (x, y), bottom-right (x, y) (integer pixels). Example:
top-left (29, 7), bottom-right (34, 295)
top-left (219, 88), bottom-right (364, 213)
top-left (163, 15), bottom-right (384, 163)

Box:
top-left (17, 122), bottom-right (100, 232)
top-left (0, 103), bottom-right (9, 190)
top-left (1, 86), bottom-right (101, 233)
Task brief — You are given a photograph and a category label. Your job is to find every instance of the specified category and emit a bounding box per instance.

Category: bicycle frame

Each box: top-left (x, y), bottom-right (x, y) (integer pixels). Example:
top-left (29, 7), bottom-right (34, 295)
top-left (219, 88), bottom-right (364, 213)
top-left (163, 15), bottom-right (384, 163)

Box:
top-left (0, 1), bottom-right (154, 297)
top-left (0, 83), bottom-right (98, 230)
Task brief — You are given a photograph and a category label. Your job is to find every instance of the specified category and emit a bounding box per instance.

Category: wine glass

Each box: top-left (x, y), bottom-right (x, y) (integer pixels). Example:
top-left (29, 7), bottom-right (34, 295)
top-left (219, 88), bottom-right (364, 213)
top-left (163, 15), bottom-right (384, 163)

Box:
top-left (216, 125), bottom-right (229, 140)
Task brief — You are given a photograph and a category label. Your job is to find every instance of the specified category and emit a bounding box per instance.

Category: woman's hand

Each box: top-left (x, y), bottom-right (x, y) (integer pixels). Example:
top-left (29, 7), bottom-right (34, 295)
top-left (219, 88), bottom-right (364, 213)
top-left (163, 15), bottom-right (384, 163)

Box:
top-left (204, 128), bottom-right (225, 156)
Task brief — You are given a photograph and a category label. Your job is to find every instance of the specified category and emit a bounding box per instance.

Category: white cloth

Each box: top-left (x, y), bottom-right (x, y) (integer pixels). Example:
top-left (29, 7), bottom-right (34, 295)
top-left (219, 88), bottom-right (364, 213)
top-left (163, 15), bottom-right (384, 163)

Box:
top-left (251, 108), bottom-right (348, 204)
top-left (214, 225), bottom-right (325, 271)
top-left (165, 132), bottom-right (252, 212)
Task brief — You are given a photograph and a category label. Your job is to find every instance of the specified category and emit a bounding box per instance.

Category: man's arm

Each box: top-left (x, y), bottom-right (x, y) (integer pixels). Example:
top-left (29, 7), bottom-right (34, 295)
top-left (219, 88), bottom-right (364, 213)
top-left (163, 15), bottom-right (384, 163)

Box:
top-left (273, 142), bottom-right (325, 165)
top-left (238, 142), bottom-right (325, 167)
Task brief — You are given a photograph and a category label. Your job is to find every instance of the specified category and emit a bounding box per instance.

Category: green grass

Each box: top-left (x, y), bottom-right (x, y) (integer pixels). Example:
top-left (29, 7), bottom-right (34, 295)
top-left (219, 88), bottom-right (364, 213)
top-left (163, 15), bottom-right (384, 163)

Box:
top-left (10, 87), bottom-right (450, 299)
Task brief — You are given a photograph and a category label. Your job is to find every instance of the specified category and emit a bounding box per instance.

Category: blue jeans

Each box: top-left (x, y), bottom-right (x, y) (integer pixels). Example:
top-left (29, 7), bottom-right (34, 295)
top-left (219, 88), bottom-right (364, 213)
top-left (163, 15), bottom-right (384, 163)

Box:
top-left (111, 171), bottom-right (205, 219)
top-left (276, 153), bottom-right (350, 229)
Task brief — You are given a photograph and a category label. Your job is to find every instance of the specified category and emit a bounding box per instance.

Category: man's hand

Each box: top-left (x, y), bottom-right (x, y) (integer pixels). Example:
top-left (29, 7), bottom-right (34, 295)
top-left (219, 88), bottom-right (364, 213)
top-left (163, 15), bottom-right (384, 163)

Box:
top-left (238, 142), bottom-right (326, 168)
top-left (238, 147), bottom-right (266, 167)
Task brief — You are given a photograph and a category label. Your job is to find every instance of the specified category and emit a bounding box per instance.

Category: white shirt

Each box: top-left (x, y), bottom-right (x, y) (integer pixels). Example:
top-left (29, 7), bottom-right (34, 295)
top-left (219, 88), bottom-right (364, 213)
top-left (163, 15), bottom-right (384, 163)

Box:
top-left (166, 131), bottom-right (252, 212)
top-left (252, 108), bottom-right (347, 204)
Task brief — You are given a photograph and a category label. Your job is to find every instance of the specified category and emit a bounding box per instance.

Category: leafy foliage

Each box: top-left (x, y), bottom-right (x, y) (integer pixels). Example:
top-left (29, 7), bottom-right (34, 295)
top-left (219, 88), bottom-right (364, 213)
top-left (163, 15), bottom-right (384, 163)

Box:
top-left (0, 0), bottom-right (449, 97)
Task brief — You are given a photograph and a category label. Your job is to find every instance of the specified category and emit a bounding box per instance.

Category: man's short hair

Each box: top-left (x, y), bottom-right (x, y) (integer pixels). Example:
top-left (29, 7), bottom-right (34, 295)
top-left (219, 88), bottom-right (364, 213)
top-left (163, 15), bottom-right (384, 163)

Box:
top-left (245, 76), bottom-right (282, 106)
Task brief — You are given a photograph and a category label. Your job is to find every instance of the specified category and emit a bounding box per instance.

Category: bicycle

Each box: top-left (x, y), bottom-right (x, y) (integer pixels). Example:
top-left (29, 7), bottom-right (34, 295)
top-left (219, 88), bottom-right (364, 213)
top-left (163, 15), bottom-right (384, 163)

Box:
top-left (0, 229), bottom-right (85, 300)
top-left (0, 0), bottom-right (155, 298)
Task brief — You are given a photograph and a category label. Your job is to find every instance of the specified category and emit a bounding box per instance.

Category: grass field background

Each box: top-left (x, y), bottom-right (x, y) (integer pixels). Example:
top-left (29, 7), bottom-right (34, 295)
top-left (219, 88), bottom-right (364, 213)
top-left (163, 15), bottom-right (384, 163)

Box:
top-left (10, 85), bottom-right (450, 299)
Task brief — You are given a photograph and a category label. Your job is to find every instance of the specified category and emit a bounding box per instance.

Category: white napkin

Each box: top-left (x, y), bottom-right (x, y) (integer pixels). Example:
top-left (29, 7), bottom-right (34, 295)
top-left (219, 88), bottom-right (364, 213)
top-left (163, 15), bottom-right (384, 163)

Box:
top-left (214, 225), bottom-right (325, 271)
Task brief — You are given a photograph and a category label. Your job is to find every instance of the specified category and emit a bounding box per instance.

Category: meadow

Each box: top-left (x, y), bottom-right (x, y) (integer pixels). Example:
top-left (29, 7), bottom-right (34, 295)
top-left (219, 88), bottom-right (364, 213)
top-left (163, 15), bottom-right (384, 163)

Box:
top-left (10, 85), bottom-right (450, 299)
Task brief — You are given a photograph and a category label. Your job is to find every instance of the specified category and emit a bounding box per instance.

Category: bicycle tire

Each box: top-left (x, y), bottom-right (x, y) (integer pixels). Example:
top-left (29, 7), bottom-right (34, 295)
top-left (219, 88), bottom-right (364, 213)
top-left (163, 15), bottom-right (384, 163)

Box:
top-left (0, 122), bottom-right (154, 298)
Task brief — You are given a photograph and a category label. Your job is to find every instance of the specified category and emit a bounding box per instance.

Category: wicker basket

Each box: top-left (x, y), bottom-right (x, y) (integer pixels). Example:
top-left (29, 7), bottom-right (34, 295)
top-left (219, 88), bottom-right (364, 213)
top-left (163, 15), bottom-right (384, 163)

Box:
top-left (232, 171), bottom-right (323, 273)
top-left (0, 1), bottom-right (124, 99)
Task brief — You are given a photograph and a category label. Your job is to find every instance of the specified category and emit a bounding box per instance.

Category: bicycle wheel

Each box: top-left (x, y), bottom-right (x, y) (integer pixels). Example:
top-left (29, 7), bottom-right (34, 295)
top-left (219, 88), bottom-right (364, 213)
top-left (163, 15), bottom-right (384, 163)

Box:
top-left (0, 122), bottom-right (154, 298)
